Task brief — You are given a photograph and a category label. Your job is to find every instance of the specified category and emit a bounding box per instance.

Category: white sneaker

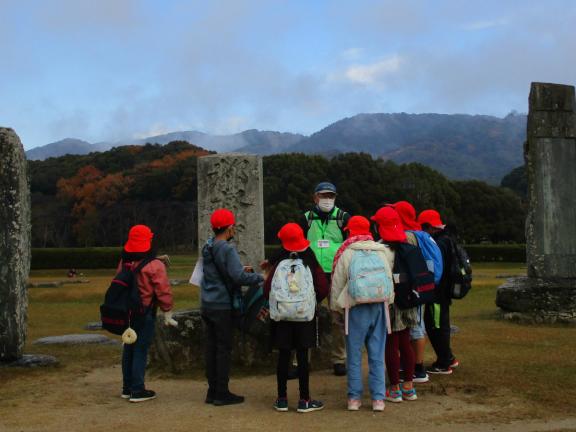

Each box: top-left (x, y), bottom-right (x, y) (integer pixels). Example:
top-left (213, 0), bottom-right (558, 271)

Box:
top-left (372, 400), bottom-right (385, 411)
top-left (347, 399), bottom-right (362, 411)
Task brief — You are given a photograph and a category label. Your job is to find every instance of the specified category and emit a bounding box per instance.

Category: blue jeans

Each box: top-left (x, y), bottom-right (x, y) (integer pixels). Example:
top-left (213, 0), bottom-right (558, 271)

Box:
top-left (122, 310), bottom-right (156, 393)
top-left (346, 303), bottom-right (387, 400)
top-left (410, 306), bottom-right (426, 341)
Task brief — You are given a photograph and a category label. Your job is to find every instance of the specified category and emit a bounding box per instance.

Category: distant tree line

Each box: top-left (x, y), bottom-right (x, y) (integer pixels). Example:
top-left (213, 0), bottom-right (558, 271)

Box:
top-left (28, 141), bottom-right (527, 250)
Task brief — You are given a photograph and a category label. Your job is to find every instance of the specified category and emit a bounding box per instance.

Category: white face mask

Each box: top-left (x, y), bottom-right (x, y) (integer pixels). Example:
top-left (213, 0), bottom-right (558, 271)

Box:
top-left (318, 198), bottom-right (335, 213)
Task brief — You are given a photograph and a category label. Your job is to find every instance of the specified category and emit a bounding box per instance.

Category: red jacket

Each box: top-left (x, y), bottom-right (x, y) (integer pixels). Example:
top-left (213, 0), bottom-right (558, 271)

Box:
top-left (117, 259), bottom-right (174, 312)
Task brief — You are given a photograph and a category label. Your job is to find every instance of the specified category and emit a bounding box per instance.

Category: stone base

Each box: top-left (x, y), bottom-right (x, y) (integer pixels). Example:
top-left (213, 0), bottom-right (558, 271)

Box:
top-left (0, 354), bottom-right (59, 368)
top-left (496, 277), bottom-right (576, 324)
top-left (150, 307), bottom-right (336, 373)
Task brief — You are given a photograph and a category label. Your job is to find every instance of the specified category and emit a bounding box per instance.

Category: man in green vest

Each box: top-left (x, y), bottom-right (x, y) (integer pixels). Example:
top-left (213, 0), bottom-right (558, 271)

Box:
top-left (300, 181), bottom-right (350, 376)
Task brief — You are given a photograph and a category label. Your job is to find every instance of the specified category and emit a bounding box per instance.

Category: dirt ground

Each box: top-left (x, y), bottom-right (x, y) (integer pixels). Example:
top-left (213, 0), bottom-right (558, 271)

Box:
top-left (1, 365), bottom-right (575, 432)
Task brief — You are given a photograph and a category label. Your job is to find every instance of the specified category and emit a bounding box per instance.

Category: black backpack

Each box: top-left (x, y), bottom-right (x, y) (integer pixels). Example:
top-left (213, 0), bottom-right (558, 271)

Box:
top-left (392, 243), bottom-right (436, 309)
top-left (448, 239), bottom-right (472, 299)
top-left (100, 258), bottom-right (154, 335)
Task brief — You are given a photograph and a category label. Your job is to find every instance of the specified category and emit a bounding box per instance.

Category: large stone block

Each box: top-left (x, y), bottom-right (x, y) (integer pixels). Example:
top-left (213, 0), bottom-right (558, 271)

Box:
top-left (529, 82), bottom-right (575, 112)
top-left (0, 128), bottom-right (31, 361)
top-left (150, 308), bottom-right (335, 373)
top-left (197, 154), bottom-right (264, 270)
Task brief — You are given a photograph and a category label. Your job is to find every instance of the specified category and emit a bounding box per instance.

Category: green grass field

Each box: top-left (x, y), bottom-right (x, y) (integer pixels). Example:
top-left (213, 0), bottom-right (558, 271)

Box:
top-left (4, 259), bottom-right (576, 419)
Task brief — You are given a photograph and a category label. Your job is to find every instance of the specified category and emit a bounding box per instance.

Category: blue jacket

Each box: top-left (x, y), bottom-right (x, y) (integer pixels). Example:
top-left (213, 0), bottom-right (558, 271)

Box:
top-left (200, 238), bottom-right (264, 310)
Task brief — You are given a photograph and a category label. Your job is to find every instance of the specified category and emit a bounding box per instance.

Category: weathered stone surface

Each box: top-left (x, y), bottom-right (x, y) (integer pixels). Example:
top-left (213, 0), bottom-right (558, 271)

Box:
top-left (496, 277), bottom-right (576, 324)
top-left (150, 308), bottom-right (335, 373)
top-left (197, 154), bottom-right (264, 271)
top-left (1, 354), bottom-right (59, 368)
top-left (525, 84), bottom-right (576, 279)
top-left (498, 83), bottom-right (576, 323)
top-left (0, 128), bottom-right (31, 361)
top-left (34, 334), bottom-right (119, 345)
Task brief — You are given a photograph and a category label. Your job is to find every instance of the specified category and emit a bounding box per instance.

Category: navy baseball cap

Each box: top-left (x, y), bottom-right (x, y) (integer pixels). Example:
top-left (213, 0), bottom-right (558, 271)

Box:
top-left (314, 182), bottom-right (337, 194)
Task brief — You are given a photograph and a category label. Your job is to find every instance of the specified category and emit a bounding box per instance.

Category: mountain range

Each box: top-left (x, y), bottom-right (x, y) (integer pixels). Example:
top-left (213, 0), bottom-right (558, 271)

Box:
top-left (25, 112), bottom-right (527, 183)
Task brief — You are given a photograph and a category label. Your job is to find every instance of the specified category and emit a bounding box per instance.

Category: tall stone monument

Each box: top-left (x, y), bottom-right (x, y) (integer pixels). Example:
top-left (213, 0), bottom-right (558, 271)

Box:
top-left (497, 83), bottom-right (576, 323)
top-left (0, 128), bottom-right (31, 361)
top-left (197, 153), bottom-right (264, 270)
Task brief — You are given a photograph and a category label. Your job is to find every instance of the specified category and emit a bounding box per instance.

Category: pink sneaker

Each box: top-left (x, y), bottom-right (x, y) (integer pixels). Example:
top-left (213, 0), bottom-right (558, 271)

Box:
top-left (372, 400), bottom-right (385, 411)
top-left (347, 399), bottom-right (362, 411)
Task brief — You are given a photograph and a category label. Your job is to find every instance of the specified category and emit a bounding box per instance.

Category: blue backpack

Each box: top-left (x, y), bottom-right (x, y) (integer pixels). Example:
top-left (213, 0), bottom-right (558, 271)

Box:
top-left (410, 231), bottom-right (443, 285)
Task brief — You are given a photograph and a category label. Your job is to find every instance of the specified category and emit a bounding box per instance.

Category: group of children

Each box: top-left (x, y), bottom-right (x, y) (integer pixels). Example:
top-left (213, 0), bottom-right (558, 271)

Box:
top-left (114, 182), bottom-right (460, 413)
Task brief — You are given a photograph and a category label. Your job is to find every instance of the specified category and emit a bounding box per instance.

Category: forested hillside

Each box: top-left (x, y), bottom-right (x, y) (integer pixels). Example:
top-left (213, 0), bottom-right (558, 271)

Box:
top-left (29, 142), bottom-right (526, 249)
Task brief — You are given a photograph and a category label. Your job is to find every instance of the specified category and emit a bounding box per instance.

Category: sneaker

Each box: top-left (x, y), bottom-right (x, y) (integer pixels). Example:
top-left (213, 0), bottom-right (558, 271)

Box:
top-left (427, 364), bottom-right (453, 375)
top-left (372, 400), bottom-right (385, 412)
top-left (121, 390), bottom-right (131, 399)
top-left (450, 358), bottom-right (460, 368)
top-left (401, 386), bottom-right (418, 401)
top-left (297, 399), bottom-right (324, 413)
top-left (274, 398), bottom-right (288, 412)
top-left (347, 399), bottom-right (362, 411)
top-left (413, 371), bottom-right (430, 383)
top-left (129, 389), bottom-right (156, 403)
top-left (385, 388), bottom-right (402, 403)
top-left (213, 392), bottom-right (245, 406)
top-left (333, 363), bottom-right (347, 376)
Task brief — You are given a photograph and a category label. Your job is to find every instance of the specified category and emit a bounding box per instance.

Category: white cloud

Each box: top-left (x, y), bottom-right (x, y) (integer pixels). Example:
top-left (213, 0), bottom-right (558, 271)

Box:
top-left (343, 55), bottom-right (403, 86)
top-left (462, 18), bottom-right (509, 31)
top-left (341, 47), bottom-right (364, 61)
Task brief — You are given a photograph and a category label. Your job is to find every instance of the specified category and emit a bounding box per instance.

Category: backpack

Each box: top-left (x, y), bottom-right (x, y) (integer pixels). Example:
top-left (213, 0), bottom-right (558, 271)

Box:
top-left (448, 238), bottom-right (472, 299)
top-left (344, 248), bottom-right (394, 335)
top-left (392, 243), bottom-right (436, 309)
top-left (411, 230), bottom-right (443, 285)
top-left (100, 258), bottom-right (154, 335)
top-left (241, 284), bottom-right (270, 338)
top-left (269, 256), bottom-right (316, 322)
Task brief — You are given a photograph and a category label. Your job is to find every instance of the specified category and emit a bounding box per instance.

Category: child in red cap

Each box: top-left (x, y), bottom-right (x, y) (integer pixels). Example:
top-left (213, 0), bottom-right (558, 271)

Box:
top-left (119, 224), bottom-right (176, 403)
top-left (331, 216), bottom-right (394, 412)
top-left (200, 208), bottom-right (264, 406)
top-left (263, 223), bottom-right (329, 413)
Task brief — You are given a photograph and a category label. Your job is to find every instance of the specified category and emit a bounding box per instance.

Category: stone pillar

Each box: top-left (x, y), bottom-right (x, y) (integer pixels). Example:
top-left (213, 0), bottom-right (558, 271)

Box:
top-left (197, 153), bottom-right (264, 270)
top-left (0, 128), bottom-right (31, 361)
top-left (496, 83), bottom-right (576, 323)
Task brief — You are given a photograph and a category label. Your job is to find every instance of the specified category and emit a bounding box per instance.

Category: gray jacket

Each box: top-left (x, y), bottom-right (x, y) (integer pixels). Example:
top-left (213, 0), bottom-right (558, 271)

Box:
top-left (200, 238), bottom-right (264, 310)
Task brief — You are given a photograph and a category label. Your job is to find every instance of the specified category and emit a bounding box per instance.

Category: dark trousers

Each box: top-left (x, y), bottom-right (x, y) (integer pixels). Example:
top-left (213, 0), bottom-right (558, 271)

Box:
top-left (277, 349), bottom-right (310, 400)
top-left (385, 328), bottom-right (415, 386)
top-left (122, 310), bottom-right (156, 393)
top-left (424, 302), bottom-right (454, 368)
top-left (202, 309), bottom-right (233, 397)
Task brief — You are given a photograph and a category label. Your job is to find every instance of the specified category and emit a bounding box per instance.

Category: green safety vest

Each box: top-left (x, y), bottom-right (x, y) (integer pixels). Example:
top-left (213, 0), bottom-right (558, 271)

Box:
top-left (305, 207), bottom-right (345, 273)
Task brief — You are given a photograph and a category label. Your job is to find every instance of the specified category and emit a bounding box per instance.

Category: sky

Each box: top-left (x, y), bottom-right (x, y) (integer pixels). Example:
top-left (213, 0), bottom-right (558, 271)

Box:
top-left (1, 0), bottom-right (575, 150)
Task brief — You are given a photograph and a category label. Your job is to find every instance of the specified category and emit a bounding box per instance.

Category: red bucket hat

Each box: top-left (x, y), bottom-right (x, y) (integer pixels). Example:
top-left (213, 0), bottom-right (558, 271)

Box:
top-left (210, 208), bottom-right (235, 229)
top-left (277, 223), bottom-right (310, 252)
top-left (371, 207), bottom-right (407, 243)
top-left (391, 201), bottom-right (421, 231)
top-left (344, 215), bottom-right (372, 237)
top-left (125, 225), bottom-right (154, 253)
top-left (417, 209), bottom-right (445, 229)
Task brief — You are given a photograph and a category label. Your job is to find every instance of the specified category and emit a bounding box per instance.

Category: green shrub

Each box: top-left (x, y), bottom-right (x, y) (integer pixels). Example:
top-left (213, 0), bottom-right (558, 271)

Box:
top-left (31, 248), bottom-right (122, 269)
top-left (465, 244), bottom-right (525, 262)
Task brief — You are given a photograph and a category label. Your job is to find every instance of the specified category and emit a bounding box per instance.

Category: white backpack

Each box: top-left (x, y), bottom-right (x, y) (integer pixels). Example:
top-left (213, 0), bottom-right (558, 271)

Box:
top-left (269, 258), bottom-right (316, 322)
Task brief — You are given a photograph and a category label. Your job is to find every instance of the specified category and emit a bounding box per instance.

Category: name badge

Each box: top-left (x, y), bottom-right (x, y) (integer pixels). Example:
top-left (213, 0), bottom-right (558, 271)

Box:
top-left (317, 239), bottom-right (330, 249)
top-left (393, 273), bottom-right (400, 283)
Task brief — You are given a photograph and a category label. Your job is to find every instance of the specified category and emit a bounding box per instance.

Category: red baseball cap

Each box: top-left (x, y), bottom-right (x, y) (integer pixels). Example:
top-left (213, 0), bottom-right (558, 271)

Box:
top-left (277, 223), bottom-right (310, 252)
top-left (124, 225), bottom-right (154, 253)
top-left (417, 209), bottom-right (445, 229)
top-left (344, 216), bottom-right (372, 237)
top-left (371, 207), bottom-right (407, 243)
top-left (391, 201), bottom-right (421, 231)
top-left (210, 208), bottom-right (235, 229)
